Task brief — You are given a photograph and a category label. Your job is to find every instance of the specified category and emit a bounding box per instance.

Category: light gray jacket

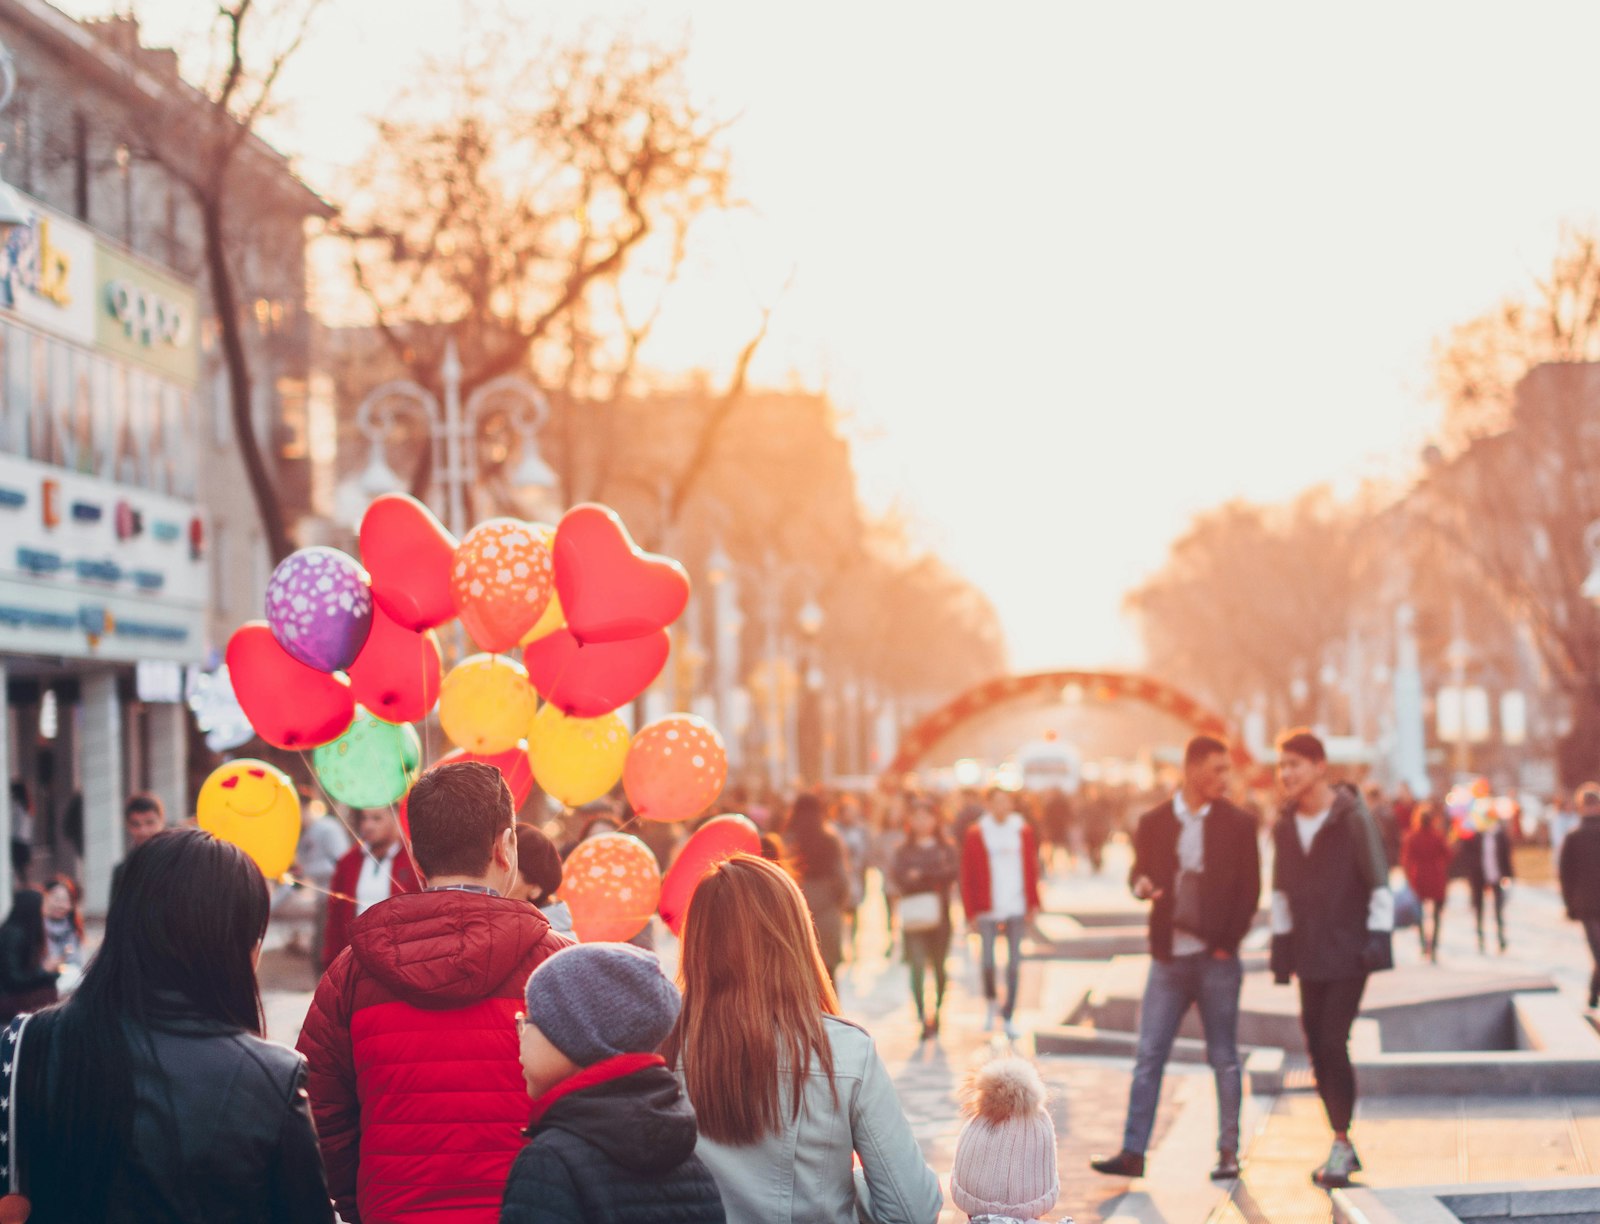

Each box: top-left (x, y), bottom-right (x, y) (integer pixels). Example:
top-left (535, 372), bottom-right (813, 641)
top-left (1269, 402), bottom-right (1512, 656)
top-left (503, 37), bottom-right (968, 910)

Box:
top-left (688, 1015), bottom-right (943, 1224)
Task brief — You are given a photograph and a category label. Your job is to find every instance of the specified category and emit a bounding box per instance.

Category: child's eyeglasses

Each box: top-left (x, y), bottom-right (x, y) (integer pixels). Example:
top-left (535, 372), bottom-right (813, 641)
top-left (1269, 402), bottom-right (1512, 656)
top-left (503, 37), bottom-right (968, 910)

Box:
top-left (514, 1011), bottom-right (528, 1035)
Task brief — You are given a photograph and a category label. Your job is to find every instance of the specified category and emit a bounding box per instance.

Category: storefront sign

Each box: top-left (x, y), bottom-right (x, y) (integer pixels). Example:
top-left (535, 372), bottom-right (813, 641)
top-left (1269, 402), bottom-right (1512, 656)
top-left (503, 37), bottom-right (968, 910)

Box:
top-left (0, 453), bottom-right (206, 664)
top-left (0, 198), bottom-right (96, 346)
top-left (94, 244), bottom-right (199, 385)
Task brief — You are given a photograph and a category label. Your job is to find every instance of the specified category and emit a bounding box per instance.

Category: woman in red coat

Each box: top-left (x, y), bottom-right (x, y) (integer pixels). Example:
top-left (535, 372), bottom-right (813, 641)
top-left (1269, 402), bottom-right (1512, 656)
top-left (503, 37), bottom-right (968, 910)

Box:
top-left (1402, 802), bottom-right (1452, 962)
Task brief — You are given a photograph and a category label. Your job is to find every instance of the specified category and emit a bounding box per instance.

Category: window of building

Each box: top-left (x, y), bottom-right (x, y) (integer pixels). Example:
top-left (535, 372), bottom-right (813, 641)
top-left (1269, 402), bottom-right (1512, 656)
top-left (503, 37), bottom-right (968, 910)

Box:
top-left (5, 323), bottom-right (29, 459)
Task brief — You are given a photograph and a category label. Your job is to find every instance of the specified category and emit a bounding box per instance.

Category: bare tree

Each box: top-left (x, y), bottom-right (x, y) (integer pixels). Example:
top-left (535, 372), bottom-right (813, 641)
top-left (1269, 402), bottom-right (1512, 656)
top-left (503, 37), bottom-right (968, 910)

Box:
top-left (1433, 224), bottom-right (1600, 448)
top-left (109, 0), bottom-right (324, 564)
top-left (342, 24), bottom-right (732, 513)
top-left (1124, 488), bottom-right (1370, 725)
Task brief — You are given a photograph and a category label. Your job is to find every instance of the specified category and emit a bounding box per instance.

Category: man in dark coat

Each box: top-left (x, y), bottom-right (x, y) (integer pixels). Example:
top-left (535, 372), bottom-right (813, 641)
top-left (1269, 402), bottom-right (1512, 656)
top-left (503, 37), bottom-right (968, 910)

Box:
top-left (1559, 784), bottom-right (1600, 1009)
top-left (1269, 729), bottom-right (1393, 1190)
top-left (1091, 736), bottom-right (1260, 1184)
top-left (1462, 812), bottom-right (1515, 954)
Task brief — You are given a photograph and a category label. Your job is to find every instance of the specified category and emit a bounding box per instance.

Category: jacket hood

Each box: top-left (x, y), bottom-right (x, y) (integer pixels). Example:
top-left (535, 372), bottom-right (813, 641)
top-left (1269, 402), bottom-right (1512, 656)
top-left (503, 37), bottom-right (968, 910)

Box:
top-left (1278, 780), bottom-right (1365, 826)
top-left (536, 1062), bottom-right (699, 1176)
top-left (349, 889), bottom-right (553, 1007)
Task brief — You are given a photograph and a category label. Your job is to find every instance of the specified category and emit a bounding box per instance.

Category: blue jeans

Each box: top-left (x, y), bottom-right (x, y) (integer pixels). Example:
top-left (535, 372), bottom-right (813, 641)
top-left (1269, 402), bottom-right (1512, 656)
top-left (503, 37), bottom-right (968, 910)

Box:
top-left (977, 916), bottom-right (1025, 1020)
top-left (1121, 952), bottom-right (1243, 1154)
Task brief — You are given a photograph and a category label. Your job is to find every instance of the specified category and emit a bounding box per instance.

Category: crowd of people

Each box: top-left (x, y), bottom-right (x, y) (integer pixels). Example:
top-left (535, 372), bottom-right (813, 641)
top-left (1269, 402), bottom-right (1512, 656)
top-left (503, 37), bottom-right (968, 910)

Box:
top-left (4, 729), bottom-right (1600, 1220)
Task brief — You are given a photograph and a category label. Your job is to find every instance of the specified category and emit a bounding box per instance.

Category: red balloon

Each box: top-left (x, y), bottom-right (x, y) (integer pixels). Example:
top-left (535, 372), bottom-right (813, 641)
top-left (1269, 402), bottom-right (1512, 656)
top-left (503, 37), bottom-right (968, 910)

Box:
top-left (523, 626), bottom-right (669, 718)
top-left (398, 743), bottom-right (535, 839)
top-left (360, 494), bottom-right (459, 631)
top-left (226, 622), bottom-right (355, 750)
top-left (554, 504), bottom-right (690, 645)
top-left (347, 605), bottom-right (443, 724)
top-left (658, 814), bottom-right (760, 934)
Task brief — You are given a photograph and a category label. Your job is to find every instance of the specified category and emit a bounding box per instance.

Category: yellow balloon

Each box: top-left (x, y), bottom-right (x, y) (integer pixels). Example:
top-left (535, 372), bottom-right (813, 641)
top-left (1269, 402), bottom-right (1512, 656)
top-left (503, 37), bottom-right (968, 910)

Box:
top-left (197, 759), bottom-right (301, 879)
top-left (439, 653), bottom-right (538, 754)
top-left (518, 589), bottom-right (566, 647)
top-left (527, 702), bottom-right (631, 808)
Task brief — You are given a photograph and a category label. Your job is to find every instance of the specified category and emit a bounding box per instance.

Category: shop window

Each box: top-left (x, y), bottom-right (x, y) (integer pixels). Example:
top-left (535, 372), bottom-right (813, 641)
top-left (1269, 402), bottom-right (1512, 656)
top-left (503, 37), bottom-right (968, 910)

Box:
top-left (50, 340), bottom-right (72, 472)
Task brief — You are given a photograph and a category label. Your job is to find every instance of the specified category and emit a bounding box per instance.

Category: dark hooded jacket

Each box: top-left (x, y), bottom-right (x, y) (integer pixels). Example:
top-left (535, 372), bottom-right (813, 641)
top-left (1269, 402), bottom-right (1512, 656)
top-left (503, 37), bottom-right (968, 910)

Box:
top-left (297, 889), bottom-right (572, 1223)
top-left (1271, 783), bottom-right (1390, 982)
top-left (499, 1054), bottom-right (725, 1223)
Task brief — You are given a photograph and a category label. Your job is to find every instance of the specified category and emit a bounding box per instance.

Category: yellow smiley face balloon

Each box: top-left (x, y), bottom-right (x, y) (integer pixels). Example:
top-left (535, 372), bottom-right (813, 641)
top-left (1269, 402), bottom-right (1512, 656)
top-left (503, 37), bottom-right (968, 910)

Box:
top-left (197, 759), bottom-right (302, 879)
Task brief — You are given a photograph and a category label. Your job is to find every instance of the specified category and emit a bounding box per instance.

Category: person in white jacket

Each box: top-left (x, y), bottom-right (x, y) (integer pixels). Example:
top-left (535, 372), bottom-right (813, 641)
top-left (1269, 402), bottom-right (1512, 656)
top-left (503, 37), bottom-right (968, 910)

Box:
top-left (665, 854), bottom-right (943, 1224)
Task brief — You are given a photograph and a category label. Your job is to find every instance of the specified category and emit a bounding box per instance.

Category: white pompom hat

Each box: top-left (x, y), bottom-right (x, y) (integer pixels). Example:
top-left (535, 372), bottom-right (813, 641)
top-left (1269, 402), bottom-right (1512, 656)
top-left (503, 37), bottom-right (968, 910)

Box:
top-left (950, 1057), bottom-right (1059, 1220)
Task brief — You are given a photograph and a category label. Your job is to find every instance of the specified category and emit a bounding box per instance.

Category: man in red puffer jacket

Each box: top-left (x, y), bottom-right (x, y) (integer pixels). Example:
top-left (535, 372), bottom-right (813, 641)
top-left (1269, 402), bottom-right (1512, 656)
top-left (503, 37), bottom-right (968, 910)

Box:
top-left (298, 761), bottom-right (571, 1223)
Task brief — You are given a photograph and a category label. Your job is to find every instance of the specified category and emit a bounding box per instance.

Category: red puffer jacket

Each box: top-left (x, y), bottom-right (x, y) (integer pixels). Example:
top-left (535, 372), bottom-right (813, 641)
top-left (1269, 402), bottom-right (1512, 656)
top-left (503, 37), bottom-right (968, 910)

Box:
top-left (297, 890), bottom-right (571, 1223)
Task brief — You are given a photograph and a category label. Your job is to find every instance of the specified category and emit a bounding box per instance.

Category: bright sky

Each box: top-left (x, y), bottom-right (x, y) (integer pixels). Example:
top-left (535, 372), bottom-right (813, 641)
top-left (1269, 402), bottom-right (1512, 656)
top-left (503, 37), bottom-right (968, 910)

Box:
top-left (60, 1), bottom-right (1600, 673)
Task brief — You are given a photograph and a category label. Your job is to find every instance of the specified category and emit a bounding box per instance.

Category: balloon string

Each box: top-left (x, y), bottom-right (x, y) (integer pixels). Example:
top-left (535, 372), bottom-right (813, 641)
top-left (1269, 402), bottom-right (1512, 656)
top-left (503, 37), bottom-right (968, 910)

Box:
top-left (281, 871), bottom-right (358, 905)
top-left (297, 750), bottom-right (386, 873)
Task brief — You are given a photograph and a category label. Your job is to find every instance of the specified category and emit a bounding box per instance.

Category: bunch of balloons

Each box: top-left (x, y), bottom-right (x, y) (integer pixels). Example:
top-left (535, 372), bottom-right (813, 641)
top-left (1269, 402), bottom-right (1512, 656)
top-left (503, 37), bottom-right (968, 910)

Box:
top-left (200, 496), bottom-right (734, 916)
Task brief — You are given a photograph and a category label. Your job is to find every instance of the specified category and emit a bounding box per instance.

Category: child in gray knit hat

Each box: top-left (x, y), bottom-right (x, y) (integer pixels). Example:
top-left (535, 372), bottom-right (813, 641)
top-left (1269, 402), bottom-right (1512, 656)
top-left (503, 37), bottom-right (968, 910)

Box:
top-left (500, 943), bottom-right (726, 1223)
top-left (950, 1057), bottom-right (1066, 1224)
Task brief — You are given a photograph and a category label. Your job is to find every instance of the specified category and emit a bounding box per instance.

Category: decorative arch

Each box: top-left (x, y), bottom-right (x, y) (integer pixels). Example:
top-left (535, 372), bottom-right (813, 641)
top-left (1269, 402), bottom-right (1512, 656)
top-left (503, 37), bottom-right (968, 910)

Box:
top-left (882, 670), bottom-right (1254, 781)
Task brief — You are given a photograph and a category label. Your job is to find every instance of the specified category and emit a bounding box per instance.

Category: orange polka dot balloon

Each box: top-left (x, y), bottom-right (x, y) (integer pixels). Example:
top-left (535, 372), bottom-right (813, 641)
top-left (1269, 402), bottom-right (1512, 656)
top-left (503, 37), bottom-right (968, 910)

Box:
top-left (623, 714), bottom-right (728, 823)
top-left (450, 518), bottom-right (555, 653)
top-left (562, 833), bottom-right (662, 943)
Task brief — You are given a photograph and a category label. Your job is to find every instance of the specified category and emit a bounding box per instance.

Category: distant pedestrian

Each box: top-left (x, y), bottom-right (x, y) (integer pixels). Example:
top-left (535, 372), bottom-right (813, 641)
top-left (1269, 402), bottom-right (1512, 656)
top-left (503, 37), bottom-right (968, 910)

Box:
top-left (783, 793), bottom-right (852, 985)
top-left (1463, 813), bottom-right (1514, 953)
top-left (40, 874), bottom-right (84, 990)
top-left (1401, 803), bottom-right (1452, 962)
top-left (666, 854), bottom-right (942, 1224)
top-left (321, 806), bottom-right (420, 971)
top-left (1091, 736), bottom-right (1259, 1183)
top-left (1550, 793), bottom-right (1582, 861)
top-left (511, 822), bottom-right (573, 936)
top-left (1269, 729), bottom-right (1393, 1190)
top-left (1082, 786), bottom-right (1114, 874)
top-left (836, 795), bottom-right (870, 953)
top-left (1559, 784), bottom-right (1600, 1009)
top-left (960, 787), bottom-right (1041, 1040)
top-left (951, 1058), bottom-right (1061, 1224)
top-left (11, 828), bottom-right (333, 1223)
top-left (294, 798), bottom-right (350, 967)
top-left (0, 888), bottom-right (58, 1022)
top-left (891, 798), bottom-right (960, 1039)
top-left (500, 943), bottom-right (725, 1223)
top-left (1042, 788), bottom-right (1075, 870)
top-left (111, 793), bottom-right (167, 902)
top-left (298, 760), bottom-right (571, 1224)
top-left (1363, 781), bottom-right (1401, 870)
top-left (9, 779), bottom-right (33, 886)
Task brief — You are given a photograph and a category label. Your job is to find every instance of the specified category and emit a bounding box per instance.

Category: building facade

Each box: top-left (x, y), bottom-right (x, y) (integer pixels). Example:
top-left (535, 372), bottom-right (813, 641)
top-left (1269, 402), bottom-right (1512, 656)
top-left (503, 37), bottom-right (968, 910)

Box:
top-left (0, 1), bottom-right (325, 913)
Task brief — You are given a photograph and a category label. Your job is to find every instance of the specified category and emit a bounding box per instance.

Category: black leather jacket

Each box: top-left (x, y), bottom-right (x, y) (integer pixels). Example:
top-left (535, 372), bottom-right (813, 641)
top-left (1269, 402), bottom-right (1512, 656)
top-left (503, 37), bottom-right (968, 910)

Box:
top-left (29, 1007), bottom-right (333, 1223)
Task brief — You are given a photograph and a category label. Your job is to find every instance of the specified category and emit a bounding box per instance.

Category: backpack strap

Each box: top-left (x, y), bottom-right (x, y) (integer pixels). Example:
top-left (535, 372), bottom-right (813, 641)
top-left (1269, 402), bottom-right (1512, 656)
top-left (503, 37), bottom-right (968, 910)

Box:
top-left (0, 1012), bottom-right (31, 1214)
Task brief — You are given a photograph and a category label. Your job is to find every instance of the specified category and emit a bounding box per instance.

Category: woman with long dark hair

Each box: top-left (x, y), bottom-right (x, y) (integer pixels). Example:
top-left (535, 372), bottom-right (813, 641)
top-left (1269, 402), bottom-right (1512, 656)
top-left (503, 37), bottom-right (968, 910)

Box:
top-left (782, 793), bottom-right (851, 984)
top-left (12, 828), bottom-right (333, 1222)
top-left (890, 799), bottom-right (959, 1039)
top-left (665, 855), bottom-right (941, 1224)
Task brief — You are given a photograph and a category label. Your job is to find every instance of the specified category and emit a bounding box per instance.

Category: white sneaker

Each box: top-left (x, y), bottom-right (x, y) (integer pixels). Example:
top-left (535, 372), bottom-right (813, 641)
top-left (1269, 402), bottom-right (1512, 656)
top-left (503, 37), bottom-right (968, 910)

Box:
top-left (1003, 1018), bottom-right (1020, 1041)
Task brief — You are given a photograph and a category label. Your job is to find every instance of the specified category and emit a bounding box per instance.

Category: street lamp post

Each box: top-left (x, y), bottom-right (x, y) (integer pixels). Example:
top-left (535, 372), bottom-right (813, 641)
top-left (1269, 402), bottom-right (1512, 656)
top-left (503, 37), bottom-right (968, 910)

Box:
top-left (344, 337), bottom-right (556, 537)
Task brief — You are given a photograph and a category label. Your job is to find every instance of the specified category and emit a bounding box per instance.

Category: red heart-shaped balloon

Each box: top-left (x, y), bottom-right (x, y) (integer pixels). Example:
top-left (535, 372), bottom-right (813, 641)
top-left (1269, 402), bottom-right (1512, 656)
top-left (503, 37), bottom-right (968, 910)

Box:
top-left (226, 622), bottom-right (355, 750)
top-left (347, 605), bottom-right (443, 724)
top-left (360, 494), bottom-right (459, 631)
top-left (398, 743), bottom-right (535, 839)
top-left (523, 625), bottom-right (669, 718)
top-left (658, 814), bottom-right (761, 934)
top-left (554, 503), bottom-right (690, 645)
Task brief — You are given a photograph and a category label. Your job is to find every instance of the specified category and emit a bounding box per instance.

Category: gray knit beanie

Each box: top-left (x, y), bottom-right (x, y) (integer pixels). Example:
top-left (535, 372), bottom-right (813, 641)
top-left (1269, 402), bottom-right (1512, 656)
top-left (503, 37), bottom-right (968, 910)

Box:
top-left (523, 943), bottom-right (680, 1067)
top-left (950, 1058), bottom-right (1059, 1221)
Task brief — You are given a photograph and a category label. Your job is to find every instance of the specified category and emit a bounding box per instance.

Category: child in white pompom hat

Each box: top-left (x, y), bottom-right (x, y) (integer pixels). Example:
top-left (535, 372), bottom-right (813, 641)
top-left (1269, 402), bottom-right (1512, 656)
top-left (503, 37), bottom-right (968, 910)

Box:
top-left (949, 1057), bottom-right (1066, 1224)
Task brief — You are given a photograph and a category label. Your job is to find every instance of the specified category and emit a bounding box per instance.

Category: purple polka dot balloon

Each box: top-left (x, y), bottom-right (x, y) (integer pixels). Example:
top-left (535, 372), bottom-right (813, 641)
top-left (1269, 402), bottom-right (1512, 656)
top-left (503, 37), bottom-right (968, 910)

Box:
top-left (265, 547), bottom-right (374, 673)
